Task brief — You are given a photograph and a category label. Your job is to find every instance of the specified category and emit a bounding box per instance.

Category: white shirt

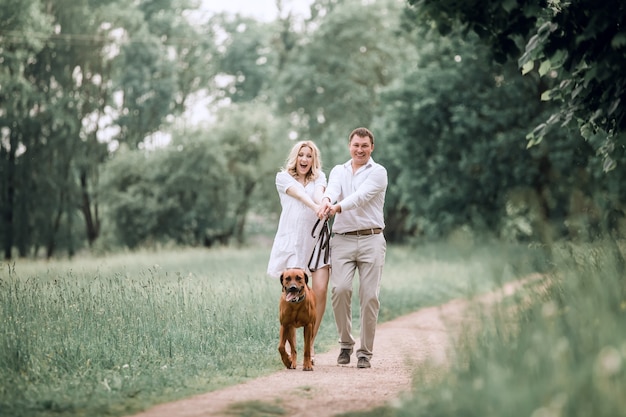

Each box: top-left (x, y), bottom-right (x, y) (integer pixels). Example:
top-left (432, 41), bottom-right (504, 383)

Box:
top-left (267, 170), bottom-right (327, 278)
top-left (324, 158), bottom-right (387, 234)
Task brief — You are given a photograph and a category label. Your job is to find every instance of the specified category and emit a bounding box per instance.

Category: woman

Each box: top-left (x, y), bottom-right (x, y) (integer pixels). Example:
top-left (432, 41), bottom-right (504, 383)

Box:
top-left (267, 140), bottom-right (330, 361)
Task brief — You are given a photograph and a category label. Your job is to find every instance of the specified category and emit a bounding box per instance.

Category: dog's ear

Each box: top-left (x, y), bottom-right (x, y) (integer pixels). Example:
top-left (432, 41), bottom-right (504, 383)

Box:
top-left (304, 272), bottom-right (310, 285)
top-left (279, 274), bottom-right (284, 288)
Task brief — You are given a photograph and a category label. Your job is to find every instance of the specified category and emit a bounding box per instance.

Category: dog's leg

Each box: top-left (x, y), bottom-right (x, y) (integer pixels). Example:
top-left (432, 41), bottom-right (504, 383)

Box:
top-left (279, 326), bottom-right (297, 369)
top-left (278, 325), bottom-right (294, 369)
top-left (286, 326), bottom-right (297, 369)
top-left (302, 322), bottom-right (314, 371)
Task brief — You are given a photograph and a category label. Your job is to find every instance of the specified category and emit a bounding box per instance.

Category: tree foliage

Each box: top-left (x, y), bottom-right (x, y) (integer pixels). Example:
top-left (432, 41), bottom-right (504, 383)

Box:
top-left (410, 0), bottom-right (626, 171)
top-left (375, 28), bottom-right (596, 241)
top-left (99, 102), bottom-right (286, 249)
top-left (3, 0), bottom-right (623, 257)
top-left (209, 14), bottom-right (275, 104)
top-left (0, 0), bottom-right (53, 258)
top-left (273, 0), bottom-right (410, 166)
top-left (0, 0), bottom-right (218, 258)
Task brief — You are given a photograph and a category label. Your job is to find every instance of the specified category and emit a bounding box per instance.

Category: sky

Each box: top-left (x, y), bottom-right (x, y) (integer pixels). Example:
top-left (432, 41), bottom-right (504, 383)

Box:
top-left (199, 0), bottom-right (313, 22)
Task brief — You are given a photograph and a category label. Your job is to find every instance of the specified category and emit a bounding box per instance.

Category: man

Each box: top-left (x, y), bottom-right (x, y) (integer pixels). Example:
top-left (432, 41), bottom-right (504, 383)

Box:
top-left (317, 127), bottom-right (388, 369)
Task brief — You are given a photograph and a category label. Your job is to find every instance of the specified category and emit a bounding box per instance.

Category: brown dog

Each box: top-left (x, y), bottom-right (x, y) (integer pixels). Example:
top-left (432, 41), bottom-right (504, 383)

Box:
top-left (278, 268), bottom-right (317, 371)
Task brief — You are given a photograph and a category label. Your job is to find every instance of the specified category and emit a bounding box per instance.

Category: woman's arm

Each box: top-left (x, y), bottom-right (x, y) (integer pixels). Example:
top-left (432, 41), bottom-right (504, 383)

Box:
top-left (313, 184), bottom-right (325, 204)
top-left (286, 185), bottom-right (320, 212)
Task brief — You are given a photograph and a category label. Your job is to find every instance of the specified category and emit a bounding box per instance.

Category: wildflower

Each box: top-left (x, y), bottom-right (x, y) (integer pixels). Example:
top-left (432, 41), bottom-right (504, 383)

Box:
top-left (595, 346), bottom-right (622, 377)
top-left (541, 301), bottom-right (558, 318)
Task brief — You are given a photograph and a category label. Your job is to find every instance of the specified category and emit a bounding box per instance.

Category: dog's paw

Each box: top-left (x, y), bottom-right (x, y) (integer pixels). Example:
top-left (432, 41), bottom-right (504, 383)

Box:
top-left (280, 353), bottom-right (294, 369)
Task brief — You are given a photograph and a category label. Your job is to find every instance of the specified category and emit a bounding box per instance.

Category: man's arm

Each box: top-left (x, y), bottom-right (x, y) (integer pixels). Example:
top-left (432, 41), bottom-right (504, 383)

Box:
top-left (338, 166), bottom-right (387, 212)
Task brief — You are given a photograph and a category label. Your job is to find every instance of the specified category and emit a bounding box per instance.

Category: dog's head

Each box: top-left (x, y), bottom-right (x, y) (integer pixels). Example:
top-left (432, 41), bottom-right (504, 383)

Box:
top-left (280, 268), bottom-right (309, 302)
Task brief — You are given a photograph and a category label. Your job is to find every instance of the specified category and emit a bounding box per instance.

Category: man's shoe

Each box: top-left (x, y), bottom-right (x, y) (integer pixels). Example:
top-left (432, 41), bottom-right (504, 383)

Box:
top-left (337, 348), bottom-right (352, 365)
top-left (357, 357), bottom-right (371, 368)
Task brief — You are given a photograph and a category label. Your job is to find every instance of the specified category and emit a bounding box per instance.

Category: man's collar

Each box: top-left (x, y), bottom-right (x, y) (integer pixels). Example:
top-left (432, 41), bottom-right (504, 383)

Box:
top-left (344, 158), bottom-right (374, 171)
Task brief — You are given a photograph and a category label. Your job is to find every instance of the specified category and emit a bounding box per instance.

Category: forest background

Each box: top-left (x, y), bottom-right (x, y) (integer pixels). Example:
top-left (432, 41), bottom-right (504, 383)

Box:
top-left (2, 0), bottom-right (626, 259)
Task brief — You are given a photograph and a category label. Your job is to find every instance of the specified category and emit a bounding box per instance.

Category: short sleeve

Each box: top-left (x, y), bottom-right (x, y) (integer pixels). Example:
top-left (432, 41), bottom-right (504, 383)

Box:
top-left (276, 171), bottom-right (297, 194)
top-left (315, 171), bottom-right (327, 188)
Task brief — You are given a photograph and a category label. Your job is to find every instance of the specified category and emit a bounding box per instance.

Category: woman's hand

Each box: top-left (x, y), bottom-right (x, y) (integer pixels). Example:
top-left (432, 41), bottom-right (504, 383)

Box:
top-left (317, 201), bottom-right (331, 219)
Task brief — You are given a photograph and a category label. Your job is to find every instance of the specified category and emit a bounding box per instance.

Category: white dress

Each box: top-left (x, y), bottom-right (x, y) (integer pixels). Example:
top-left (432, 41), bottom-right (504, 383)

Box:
top-left (267, 170), bottom-right (327, 278)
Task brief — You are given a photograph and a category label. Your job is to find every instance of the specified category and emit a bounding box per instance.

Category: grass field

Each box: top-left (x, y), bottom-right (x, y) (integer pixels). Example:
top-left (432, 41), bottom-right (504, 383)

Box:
top-left (342, 241), bottom-right (626, 417)
top-left (0, 242), bottom-right (545, 417)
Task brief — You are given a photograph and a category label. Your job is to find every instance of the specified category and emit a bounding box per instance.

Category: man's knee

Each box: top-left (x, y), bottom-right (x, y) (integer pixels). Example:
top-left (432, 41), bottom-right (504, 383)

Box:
top-left (361, 293), bottom-right (380, 310)
top-left (332, 284), bottom-right (352, 297)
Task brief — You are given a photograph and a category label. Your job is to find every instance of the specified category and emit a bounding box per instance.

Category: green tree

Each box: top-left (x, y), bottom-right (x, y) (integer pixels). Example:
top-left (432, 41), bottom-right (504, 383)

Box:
top-left (33, 0), bottom-right (120, 255)
top-left (1, 0), bottom-right (52, 259)
top-left (1, 0), bottom-right (220, 258)
top-left (273, 0), bottom-right (410, 167)
top-left (410, 0), bottom-right (626, 171)
top-left (99, 140), bottom-right (234, 248)
top-left (209, 14), bottom-right (276, 104)
top-left (211, 103), bottom-right (286, 244)
top-left (100, 102), bottom-right (286, 248)
top-left (375, 28), bottom-right (595, 241)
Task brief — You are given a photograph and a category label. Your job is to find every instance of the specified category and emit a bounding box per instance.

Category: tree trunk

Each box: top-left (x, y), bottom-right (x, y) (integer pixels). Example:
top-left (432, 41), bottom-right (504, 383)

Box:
top-left (531, 153), bottom-right (554, 265)
top-left (79, 170), bottom-right (99, 246)
top-left (46, 195), bottom-right (65, 259)
top-left (2, 131), bottom-right (18, 260)
top-left (234, 181), bottom-right (256, 245)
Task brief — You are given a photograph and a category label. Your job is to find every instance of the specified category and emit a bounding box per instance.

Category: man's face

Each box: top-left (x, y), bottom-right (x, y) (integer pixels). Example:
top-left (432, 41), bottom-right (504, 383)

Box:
top-left (350, 134), bottom-right (374, 168)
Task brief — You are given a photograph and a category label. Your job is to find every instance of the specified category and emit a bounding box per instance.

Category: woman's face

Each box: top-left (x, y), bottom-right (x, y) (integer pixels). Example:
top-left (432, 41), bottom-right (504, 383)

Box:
top-left (296, 145), bottom-right (314, 177)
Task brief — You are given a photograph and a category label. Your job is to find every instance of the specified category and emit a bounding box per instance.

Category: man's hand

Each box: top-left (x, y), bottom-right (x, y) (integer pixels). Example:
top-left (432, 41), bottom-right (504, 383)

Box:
top-left (317, 201), bottom-right (331, 219)
top-left (327, 204), bottom-right (342, 216)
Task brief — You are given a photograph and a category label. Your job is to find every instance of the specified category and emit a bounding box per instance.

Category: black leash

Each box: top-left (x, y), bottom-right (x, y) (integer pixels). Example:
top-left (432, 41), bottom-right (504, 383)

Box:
top-left (308, 217), bottom-right (331, 271)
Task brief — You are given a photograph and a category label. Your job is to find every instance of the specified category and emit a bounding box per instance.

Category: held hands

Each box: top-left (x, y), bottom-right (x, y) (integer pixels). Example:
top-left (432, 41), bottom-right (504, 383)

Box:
top-left (317, 201), bottom-right (331, 219)
top-left (313, 204), bottom-right (322, 215)
top-left (317, 201), bottom-right (341, 219)
top-left (328, 204), bottom-right (341, 216)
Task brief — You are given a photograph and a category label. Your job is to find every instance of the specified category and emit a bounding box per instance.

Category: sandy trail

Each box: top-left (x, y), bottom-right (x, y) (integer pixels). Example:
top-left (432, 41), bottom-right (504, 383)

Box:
top-left (130, 275), bottom-right (540, 417)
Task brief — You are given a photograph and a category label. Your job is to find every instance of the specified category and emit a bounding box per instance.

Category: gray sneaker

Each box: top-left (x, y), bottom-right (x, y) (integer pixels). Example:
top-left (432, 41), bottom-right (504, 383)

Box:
top-left (357, 357), bottom-right (371, 368)
top-left (337, 348), bottom-right (352, 365)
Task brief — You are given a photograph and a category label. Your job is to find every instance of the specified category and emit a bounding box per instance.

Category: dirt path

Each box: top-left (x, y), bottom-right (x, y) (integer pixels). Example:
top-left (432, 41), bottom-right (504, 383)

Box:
top-left (130, 275), bottom-right (542, 417)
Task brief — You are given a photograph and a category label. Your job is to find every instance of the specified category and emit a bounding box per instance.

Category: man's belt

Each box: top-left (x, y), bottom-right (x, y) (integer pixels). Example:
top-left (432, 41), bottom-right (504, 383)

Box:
top-left (337, 228), bottom-right (383, 236)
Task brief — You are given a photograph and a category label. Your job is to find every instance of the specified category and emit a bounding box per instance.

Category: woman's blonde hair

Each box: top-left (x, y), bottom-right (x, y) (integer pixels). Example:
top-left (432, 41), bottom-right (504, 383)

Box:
top-left (283, 140), bottom-right (322, 182)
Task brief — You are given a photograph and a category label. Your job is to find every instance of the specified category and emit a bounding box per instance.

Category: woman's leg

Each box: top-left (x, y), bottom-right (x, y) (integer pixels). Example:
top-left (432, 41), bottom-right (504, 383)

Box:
top-left (311, 265), bottom-right (330, 358)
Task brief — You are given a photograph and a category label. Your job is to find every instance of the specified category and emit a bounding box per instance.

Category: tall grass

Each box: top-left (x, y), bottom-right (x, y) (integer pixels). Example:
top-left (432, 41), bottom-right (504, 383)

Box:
top-left (0, 242), bottom-right (544, 417)
top-left (348, 240), bottom-right (626, 417)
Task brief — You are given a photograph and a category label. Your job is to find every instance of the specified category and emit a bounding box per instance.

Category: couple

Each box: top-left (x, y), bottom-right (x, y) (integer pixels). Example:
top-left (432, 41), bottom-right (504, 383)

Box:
top-left (267, 127), bottom-right (388, 369)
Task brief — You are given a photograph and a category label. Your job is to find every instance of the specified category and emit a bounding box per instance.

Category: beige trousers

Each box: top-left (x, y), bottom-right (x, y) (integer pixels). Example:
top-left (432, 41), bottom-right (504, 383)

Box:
top-left (330, 233), bottom-right (386, 360)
